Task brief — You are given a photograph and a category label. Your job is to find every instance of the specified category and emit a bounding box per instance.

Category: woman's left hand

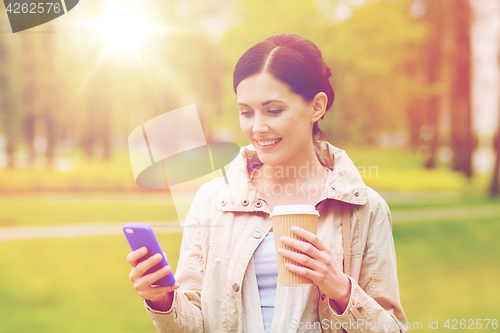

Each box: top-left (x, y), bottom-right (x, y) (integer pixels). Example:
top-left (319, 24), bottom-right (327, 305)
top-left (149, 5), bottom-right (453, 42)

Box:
top-left (278, 226), bottom-right (351, 313)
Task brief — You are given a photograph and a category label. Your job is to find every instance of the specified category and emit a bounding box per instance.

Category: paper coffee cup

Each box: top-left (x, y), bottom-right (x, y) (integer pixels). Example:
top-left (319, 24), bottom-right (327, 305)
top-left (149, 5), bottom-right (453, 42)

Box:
top-left (270, 205), bottom-right (319, 285)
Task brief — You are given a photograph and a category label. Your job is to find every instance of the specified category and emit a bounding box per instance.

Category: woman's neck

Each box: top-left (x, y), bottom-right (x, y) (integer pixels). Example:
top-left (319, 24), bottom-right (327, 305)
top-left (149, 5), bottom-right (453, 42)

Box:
top-left (258, 145), bottom-right (327, 184)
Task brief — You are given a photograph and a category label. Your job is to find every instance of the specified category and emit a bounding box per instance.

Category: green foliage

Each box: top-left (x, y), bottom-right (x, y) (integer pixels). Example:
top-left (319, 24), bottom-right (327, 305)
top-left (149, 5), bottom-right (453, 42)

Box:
top-left (213, 0), bottom-right (428, 146)
top-left (0, 0), bottom-right (467, 174)
top-left (322, 1), bottom-right (427, 144)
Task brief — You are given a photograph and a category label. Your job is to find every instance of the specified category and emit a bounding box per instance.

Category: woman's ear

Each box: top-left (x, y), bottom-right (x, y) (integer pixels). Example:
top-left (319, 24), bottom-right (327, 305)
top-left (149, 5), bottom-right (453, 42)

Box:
top-left (310, 92), bottom-right (328, 122)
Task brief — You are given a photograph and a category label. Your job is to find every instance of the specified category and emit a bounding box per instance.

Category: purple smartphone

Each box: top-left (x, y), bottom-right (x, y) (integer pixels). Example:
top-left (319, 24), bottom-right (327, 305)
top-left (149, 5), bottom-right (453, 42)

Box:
top-left (123, 223), bottom-right (176, 286)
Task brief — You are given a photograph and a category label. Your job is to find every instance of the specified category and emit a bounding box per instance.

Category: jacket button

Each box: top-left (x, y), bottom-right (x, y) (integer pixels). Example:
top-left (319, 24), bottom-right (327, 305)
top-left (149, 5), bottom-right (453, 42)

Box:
top-left (221, 200), bottom-right (226, 206)
top-left (253, 231), bottom-right (262, 239)
top-left (354, 191), bottom-right (359, 197)
top-left (330, 187), bottom-right (336, 192)
top-left (242, 200), bottom-right (249, 206)
top-left (255, 201), bottom-right (263, 208)
top-left (321, 294), bottom-right (326, 301)
top-left (232, 283), bottom-right (240, 292)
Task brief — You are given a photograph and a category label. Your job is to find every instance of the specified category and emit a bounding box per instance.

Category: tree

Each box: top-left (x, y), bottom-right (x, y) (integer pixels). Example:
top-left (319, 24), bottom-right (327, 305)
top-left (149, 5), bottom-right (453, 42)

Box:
top-left (405, 0), bottom-right (445, 169)
top-left (0, 34), bottom-right (20, 169)
top-left (491, 131), bottom-right (500, 196)
top-left (420, 0), bottom-right (445, 169)
top-left (448, 0), bottom-right (475, 178)
top-left (21, 35), bottom-right (39, 166)
top-left (491, 51), bottom-right (500, 196)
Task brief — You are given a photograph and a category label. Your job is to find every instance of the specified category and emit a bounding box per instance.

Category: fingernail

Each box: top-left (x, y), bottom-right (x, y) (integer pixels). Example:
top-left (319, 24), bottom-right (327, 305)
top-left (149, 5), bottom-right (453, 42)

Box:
top-left (291, 227), bottom-right (297, 232)
top-left (280, 237), bottom-right (286, 243)
top-left (278, 249), bottom-right (283, 254)
top-left (141, 247), bottom-right (147, 254)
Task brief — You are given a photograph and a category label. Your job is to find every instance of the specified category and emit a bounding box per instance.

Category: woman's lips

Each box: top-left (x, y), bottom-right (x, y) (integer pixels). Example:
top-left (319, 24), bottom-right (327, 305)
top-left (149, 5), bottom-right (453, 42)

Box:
top-left (255, 138), bottom-right (282, 151)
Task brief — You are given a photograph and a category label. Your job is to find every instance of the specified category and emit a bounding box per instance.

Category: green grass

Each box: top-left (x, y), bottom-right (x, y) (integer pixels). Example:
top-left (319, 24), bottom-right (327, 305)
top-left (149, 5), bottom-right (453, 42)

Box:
top-left (0, 233), bottom-right (182, 333)
top-left (344, 146), bottom-right (426, 170)
top-left (395, 217), bottom-right (500, 328)
top-left (1, 145), bottom-right (499, 332)
top-left (387, 196), bottom-right (500, 211)
top-left (344, 146), bottom-right (492, 194)
top-left (0, 193), bottom-right (178, 227)
top-left (0, 148), bottom-right (137, 192)
top-left (0, 202), bottom-right (499, 332)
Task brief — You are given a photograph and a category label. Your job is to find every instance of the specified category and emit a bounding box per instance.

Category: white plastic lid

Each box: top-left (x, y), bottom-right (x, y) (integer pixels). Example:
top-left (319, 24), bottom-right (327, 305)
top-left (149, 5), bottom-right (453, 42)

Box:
top-left (269, 204), bottom-right (320, 217)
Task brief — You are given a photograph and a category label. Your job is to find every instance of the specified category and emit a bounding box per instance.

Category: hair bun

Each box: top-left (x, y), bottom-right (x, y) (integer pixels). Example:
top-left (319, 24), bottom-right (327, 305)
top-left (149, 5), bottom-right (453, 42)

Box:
top-left (324, 66), bottom-right (332, 79)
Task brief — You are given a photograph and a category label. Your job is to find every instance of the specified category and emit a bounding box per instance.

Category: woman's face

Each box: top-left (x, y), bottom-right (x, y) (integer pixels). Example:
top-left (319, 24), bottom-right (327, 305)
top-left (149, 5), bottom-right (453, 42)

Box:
top-left (237, 72), bottom-right (316, 167)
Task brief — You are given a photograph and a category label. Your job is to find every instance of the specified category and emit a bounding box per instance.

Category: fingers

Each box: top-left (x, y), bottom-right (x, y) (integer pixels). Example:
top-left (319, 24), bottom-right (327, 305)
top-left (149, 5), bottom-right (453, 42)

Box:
top-left (142, 265), bottom-right (173, 287)
top-left (127, 247), bottom-right (148, 267)
top-left (283, 262), bottom-right (319, 281)
top-left (280, 236), bottom-right (321, 260)
top-left (290, 226), bottom-right (329, 252)
top-left (278, 247), bottom-right (318, 270)
top-left (127, 248), bottom-right (179, 303)
top-left (129, 253), bottom-right (164, 281)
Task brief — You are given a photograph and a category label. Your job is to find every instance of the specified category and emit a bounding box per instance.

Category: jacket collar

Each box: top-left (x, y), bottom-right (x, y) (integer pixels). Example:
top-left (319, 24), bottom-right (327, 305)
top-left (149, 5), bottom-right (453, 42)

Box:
top-left (216, 141), bottom-right (368, 214)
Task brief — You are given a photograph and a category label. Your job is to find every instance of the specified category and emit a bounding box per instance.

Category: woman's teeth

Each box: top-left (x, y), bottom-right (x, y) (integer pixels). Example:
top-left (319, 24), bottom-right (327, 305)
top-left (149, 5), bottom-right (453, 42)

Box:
top-left (257, 139), bottom-right (280, 146)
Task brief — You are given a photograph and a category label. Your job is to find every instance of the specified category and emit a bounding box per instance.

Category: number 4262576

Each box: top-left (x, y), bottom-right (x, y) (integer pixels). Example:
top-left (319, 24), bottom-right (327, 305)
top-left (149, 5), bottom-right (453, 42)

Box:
top-left (5, 3), bottom-right (62, 14)
top-left (444, 319), bottom-right (498, 330)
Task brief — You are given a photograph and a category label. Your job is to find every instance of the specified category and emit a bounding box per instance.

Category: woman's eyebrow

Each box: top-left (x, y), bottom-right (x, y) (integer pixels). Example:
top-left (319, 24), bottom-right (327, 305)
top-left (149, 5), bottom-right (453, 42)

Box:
top-left (237, 99), bottom-right (284, 107)
top-left (262, 99), bottom-right (284, 106)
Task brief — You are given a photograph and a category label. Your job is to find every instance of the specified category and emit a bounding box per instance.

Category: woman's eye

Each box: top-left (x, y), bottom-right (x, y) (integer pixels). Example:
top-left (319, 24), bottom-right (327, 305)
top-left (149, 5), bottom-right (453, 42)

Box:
top-left (240, 111), bottom-right (253, 116)
top-left (268, 109), bottom-right (282, 115)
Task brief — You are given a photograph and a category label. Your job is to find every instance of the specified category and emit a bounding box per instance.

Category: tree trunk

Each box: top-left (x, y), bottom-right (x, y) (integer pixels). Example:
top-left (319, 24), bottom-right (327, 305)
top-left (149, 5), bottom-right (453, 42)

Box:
top-left (23, 114), bottom-right (36, 165)
top-left (44, 112), bottom-right (57, 168)
top-left (423, 0), bottom-right (444, 169)
top-left (491, 132), bottom-right (500, 196)
top-left (449, 0), bottom-right (474, 178)
top-left (0, 38), bottom-right (14, 169)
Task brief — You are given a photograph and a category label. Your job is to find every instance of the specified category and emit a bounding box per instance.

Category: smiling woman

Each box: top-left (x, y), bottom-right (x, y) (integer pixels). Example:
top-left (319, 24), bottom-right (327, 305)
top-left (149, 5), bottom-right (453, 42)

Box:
top-left (236, 72), bottom-right (330, 209)
top-left (126, 34), bottom-right (408, 333)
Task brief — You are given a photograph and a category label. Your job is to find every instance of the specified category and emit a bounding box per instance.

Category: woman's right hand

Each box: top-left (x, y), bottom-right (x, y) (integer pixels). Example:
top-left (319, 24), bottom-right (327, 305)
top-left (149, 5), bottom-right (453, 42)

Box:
top-left (127, 247), bottom-right (180, 312)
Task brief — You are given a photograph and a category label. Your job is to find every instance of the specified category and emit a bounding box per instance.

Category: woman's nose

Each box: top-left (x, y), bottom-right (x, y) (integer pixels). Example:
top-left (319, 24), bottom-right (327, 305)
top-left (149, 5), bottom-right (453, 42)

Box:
top-left (252, 113), bottom-right (269, 134)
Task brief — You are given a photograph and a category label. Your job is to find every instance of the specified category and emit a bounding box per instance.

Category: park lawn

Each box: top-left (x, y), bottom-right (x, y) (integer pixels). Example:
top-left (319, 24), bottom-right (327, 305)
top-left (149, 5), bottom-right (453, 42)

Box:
top-left (0, 193), bottom-right (178, 227)
top-left (0, 233), bottom-right (182, 333)
top-left (2, 192), bottom-right (499, 227)
top-left (385, 194), bottom-right (500, 210)
top-left (395, 216), bottom-right (500, 330)
top-left (0, 214), bottom-right (499, 332)
top-left (343, 145), bottom-right (493, 194)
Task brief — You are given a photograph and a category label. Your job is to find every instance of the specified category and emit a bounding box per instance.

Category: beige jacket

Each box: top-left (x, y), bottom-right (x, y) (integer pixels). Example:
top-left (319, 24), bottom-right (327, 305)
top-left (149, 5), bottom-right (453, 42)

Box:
top-left (145, 141), bottom-right (407, 333)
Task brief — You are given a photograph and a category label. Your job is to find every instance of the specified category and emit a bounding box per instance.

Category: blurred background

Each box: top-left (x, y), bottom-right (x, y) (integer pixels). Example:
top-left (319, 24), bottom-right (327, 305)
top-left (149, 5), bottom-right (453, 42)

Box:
top-left (0, 0), bottom-right (499, 332)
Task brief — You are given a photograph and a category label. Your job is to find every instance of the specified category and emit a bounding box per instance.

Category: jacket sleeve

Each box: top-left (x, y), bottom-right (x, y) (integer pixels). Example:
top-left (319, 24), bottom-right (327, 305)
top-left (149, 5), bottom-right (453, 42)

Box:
top-left (320, 196), bottom-right (408, 333)
top-left (143, 184), bottom-right (210, 333)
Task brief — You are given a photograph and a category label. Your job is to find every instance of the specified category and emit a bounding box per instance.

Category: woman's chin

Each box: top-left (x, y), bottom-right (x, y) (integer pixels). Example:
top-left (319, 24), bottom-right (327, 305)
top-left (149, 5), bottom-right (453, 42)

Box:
top-left (255, 153), bottom-right (283, 166)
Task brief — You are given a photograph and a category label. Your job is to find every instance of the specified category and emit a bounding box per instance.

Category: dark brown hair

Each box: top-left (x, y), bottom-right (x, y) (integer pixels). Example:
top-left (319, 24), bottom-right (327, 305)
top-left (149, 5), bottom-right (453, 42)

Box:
top-left (233, 34), bottom-right (334, 140)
